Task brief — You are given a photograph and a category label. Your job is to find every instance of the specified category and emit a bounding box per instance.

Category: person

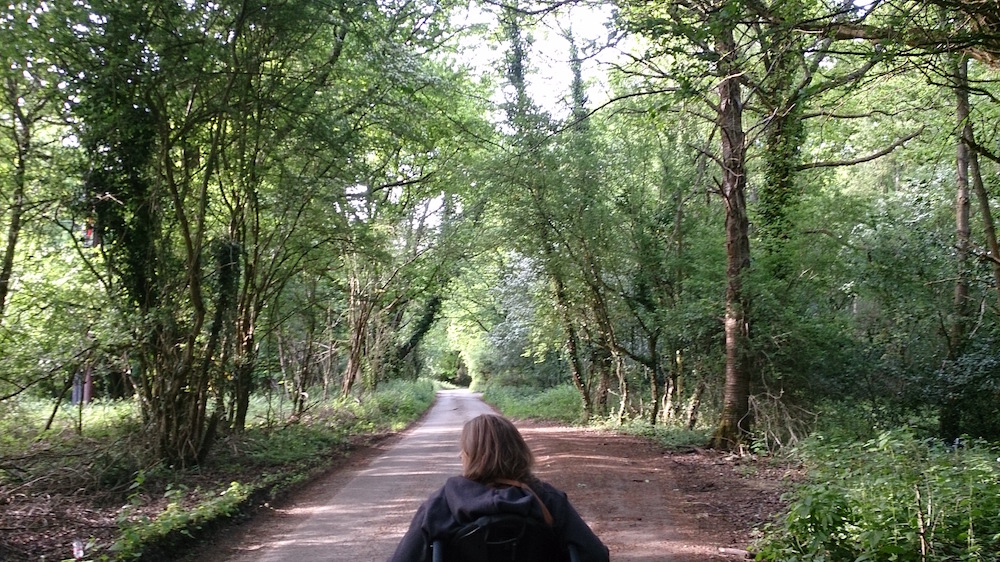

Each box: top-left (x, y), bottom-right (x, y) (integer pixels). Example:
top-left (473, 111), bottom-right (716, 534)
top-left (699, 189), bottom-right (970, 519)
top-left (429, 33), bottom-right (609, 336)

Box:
top-left (389, 413), bottom-right (609, 562)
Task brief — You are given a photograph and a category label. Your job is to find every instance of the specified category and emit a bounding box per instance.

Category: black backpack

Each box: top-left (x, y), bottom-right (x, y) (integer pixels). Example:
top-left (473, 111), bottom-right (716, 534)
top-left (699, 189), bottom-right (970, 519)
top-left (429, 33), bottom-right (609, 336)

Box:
top-left (431, 513), bottom-right (576, 562)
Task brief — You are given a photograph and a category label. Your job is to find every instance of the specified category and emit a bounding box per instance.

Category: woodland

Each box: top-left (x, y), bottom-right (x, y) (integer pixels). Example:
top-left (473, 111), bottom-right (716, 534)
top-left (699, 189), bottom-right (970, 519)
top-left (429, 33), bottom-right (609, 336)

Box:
top-left (2, 0), bottom-right (1000, 560)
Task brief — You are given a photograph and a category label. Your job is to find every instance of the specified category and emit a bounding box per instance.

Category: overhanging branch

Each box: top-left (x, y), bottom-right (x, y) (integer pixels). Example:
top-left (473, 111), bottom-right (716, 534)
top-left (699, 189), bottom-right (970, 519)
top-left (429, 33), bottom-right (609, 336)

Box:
top-left (795, 126), bottom-right (924, 171)
top-left (794, 20), bottom-right (1000, 69)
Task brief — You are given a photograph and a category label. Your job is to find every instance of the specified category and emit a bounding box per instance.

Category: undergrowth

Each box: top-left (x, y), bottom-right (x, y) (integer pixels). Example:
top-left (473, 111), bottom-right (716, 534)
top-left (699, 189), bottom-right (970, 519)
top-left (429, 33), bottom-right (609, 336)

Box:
top-left (482, 383), bottom-right (711, 449)
top-left (108, 378), bottom-right (436, 560)
top-left (481, 383), bottom-right (583, 423)
top-left (0, 378), bottom-right (436, 561)
top-left (607, 418), bottom-right (711, 450)
top-left (754, 429), bottom-right (1000, 562)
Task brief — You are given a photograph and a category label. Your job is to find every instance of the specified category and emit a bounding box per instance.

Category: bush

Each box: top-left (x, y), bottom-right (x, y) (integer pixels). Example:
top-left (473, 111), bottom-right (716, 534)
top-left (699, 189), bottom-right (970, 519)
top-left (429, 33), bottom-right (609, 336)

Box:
top-left (755, 429), bottom-right (1000, 561)
top-left (482, 384), bottom-right (583, 423)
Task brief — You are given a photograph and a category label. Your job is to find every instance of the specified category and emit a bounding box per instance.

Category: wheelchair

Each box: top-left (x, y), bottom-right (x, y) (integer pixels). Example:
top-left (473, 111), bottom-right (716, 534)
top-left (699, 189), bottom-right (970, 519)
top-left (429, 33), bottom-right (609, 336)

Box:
top-left (431, 513), bottom-right (581, 562)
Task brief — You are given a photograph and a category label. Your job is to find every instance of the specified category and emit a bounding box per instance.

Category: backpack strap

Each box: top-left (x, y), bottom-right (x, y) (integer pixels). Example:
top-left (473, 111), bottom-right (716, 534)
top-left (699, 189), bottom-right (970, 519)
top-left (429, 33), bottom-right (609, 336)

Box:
top-left (491, 478), bottom-right (554, 526)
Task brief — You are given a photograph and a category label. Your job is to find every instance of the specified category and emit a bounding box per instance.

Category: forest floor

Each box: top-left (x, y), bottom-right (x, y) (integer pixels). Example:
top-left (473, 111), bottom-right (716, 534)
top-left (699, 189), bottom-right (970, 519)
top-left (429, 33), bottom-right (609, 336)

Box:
top-left (2, 420), bottom-right (797, 561)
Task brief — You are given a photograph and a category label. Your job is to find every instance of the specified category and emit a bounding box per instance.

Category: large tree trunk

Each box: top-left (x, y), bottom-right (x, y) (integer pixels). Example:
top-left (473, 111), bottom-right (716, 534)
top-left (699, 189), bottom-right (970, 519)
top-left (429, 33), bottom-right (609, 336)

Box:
top-left (710, 26), bottom-right (753, 450)
top-left (952, 55), bottom-right (972, 341)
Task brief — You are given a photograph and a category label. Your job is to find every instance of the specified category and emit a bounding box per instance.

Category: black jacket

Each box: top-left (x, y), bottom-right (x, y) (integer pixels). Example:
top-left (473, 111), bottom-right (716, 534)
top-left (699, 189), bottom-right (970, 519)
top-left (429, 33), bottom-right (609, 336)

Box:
top-left (388, 476), bottom-right (609, 562)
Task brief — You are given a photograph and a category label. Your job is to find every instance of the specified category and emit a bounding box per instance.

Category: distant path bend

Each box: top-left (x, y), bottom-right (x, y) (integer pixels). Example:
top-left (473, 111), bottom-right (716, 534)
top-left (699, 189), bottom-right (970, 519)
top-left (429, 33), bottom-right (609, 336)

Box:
top-left (221, 389), bottom-right (493, 561)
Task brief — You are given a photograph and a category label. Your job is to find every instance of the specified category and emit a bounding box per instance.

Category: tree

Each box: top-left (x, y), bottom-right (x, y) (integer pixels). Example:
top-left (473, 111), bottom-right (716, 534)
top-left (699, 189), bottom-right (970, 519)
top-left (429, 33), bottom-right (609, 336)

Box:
top-left (0, 1), bottom-right (69, 324)
top-left (614, 0), bottom-right (754, 447)
top-left (67, 0), bottom-right (475, 462)
top-left (484, 6), bottom-right (598, 416)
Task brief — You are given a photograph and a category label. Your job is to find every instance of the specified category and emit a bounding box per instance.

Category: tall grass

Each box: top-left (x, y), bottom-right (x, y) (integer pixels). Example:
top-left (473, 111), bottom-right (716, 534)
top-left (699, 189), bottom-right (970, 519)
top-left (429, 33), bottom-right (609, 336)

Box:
top-left (482, 383), bottom-right (583, 423)
top-left (755, 429), bottom-right (1000, 561)
top-left (0, 395), bottom-right (140, 447)
top-left (481, 383), bottom-right (712, 450)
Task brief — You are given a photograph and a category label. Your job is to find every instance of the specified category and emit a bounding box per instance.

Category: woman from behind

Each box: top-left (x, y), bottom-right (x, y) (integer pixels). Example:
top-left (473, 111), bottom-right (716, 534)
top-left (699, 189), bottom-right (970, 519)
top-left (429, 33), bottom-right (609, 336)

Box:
top-left (389, 413), bottom-right (609, 562)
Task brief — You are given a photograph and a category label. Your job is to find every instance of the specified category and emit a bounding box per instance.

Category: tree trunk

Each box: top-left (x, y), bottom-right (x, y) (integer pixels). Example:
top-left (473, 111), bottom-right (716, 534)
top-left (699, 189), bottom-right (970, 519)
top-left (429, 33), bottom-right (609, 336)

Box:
top-left (942, 54), bottom-right (972, 441)
top-left (970, 150), bottom-right (1000, 307)
top-left (588, 343), bottom-right (611, 416)
top-left (551, 271), bottom-right (592, 418)
top-left (686, 381), bottom-right (706, 431)
top-left (395, 295), bottom-right (442, 369)
top-left (710, 26), bottom-right (753, 450)
top-left (647, 333), bottom-right (662, 425)
top-left (342, 273), bottom-right (372, 396)
top-left (952, 55), bottom-right (971, 344)
top-left (614, 348), bottom-right (628, 424)
top-left (0, 96), bottom-right (28, 320)
top-left (670, 350), bottom-right (684, 420)
top-left (232, 271), bottom-right (263, 432)
top-left (758, 97), bottom-right (803, 277)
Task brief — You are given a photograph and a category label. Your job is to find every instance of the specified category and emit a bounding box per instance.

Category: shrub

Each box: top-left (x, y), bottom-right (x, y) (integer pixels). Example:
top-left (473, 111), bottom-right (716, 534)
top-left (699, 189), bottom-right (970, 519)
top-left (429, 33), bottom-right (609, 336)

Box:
top-left (755, 429), bottom-right (1000, 561)
top-left (343, 378), bottom-right (436, 431)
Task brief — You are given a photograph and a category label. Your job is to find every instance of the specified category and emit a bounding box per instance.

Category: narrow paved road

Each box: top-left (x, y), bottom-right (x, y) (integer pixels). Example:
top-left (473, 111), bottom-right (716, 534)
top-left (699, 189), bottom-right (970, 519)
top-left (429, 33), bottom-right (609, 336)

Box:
top-left (187, 390), bottom-right (759, 562)
top-left (219, 389), bottom-right (494, 561)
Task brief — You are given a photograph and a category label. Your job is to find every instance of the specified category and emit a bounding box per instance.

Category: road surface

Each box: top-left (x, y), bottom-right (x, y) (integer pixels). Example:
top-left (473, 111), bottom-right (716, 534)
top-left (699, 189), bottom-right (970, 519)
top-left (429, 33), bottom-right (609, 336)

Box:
top-left (188, 390), bottom-right (756, 562)
top-left (218, 389), bottom-right (494, 561)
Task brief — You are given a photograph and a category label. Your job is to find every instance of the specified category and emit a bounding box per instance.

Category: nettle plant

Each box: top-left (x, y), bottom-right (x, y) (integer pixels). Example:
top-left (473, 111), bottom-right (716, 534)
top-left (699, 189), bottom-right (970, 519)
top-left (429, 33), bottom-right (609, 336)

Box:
top-left (755, 429), bottom-right (1000, 562)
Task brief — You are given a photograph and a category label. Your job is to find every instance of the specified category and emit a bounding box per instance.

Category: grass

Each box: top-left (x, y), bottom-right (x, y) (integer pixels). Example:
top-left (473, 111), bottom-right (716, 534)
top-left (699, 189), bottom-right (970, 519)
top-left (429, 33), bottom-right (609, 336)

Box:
top-left (605, 418), bottom-right (712, 450)
top-left (481, 383), bottom-right (584, 423)
top-left (481, 382), bottom-right (712, 450)
top-left (0, 395), bottom-right (140, 448)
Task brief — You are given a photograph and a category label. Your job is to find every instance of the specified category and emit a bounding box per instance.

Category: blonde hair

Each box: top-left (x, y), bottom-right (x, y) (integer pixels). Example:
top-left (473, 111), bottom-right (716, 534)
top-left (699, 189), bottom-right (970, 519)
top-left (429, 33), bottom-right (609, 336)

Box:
top-left (460, 414), bottom-right (534, 483)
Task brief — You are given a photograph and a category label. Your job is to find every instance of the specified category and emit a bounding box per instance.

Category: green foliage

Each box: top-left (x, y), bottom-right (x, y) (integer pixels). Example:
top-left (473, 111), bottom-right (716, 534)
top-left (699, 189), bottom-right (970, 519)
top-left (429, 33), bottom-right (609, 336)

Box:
top-left (482, 383), bottom-right (583, 423)
top-left (421, 326), bottom-right (470, 386)
top-left (929, 336), bottom-right (1000, 439)
top-left (241, 423), bottom-right (349, 468)
top-left (344, 378), bottom-right (437, 431)
top-left (0, 397), bottom-right (153, 498)
top-left (234, 379), bottom-right (435, 468)
top-left (5, 1), bottom-right (1000, 557)
top-left (755, 430), bottom-right (1000, 561)
top-left (1, 380), bottom-right (438, 560)
top-left (606, 418), bottom-right (712, 450)
top-left (111, 481), bottom-right (250, 560)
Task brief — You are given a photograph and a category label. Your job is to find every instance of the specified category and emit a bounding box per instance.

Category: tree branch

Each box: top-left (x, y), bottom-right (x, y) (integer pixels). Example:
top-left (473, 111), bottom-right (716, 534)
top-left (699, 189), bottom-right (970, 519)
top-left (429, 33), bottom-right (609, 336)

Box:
top-left (795, 21), bottom-right (1000, 69)
top-left (795, 126), bottom-right (924, 171)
